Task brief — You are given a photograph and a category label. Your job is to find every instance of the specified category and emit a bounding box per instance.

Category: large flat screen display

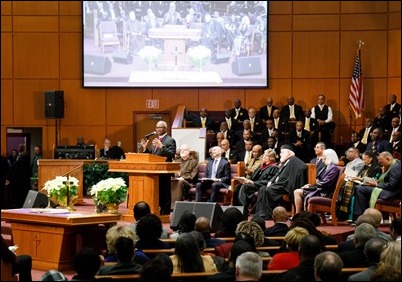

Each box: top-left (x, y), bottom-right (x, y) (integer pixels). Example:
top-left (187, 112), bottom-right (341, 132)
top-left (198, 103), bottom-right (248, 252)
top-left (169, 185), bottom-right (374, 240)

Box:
top-left (82, 1), bottom-right (268, 88)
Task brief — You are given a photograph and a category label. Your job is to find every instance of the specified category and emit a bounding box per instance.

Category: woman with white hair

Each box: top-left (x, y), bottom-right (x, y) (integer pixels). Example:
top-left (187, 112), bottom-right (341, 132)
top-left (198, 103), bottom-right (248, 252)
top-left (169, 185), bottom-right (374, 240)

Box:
top-left (294, 148), bottom-right (340, 214)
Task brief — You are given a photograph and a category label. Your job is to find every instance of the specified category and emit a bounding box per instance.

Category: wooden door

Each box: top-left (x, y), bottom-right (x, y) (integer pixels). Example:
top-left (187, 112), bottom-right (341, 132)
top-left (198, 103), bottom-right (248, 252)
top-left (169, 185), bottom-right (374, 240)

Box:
top-left (133, 112), bottom-right (172, 152)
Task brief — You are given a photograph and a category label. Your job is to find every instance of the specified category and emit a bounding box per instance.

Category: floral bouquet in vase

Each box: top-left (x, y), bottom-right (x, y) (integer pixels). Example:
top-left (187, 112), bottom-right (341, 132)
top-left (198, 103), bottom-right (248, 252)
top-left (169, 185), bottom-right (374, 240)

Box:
top-left (90, 177), bottom-right (128, 213)
top-left (187, 45), bottom-right (211, 71)
top-left (137, 46), bottom-right (162, 71)
top-left (43, 176), bottom-right (79, 209)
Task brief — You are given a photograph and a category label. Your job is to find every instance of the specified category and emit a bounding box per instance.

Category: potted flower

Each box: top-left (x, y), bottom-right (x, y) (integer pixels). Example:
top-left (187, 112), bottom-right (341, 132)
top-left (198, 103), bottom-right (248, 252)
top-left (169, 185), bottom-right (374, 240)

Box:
top-left (137, 46), bottom-right (162, 71)
top-left (187, 45), bottom-right (211, 72)
top-left (43, 176), bottom-right (79, 209)
top-left (90, 177), bottom-right (128, 213)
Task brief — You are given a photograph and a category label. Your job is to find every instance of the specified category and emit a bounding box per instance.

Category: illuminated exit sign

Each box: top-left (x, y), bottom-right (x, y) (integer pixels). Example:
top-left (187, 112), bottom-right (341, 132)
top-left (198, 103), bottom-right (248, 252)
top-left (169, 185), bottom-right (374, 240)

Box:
top-left (146, 100), bottom-right (159, 109)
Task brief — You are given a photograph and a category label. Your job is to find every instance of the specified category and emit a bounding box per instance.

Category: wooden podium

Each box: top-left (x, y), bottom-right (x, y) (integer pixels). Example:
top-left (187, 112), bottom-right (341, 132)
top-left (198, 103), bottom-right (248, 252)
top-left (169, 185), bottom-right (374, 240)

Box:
top-left (148, 26), bottom-right (201, 70)
top-left (108, 153), bottom-right (179, 222)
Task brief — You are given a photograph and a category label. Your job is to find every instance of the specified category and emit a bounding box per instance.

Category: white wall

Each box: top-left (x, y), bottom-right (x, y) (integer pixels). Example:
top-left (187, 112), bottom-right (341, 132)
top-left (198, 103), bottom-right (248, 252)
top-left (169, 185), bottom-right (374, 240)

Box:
top-left (172, 128), bottom-right (206, 162)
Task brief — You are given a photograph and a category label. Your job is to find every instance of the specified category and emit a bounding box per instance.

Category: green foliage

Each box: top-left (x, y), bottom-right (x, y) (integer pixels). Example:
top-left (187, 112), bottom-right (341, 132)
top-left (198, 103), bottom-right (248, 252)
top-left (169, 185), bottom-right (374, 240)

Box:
top-left (83, 163), bottom-right (128, 194)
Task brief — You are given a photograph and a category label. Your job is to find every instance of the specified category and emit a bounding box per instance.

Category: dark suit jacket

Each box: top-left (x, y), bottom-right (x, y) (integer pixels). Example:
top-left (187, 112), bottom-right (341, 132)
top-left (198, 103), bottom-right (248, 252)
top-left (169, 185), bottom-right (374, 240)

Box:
top-left (219, 117), bottom-right (236, 131)
top-left (205, 158), bottom-right (231, 187)
top-left (192, 117), bottom-right (216, 131)
top-left (272, 117), bottom-right (288, 133)
top-left (287, 129), bottom-right (311, 162)
top-left (366, 138), bottom-right (392, 155)
top-left (377, 160), bottom-right (401, 200)
top-left (249, 117), bottom-right (263, 133)
top-left (358, 126), bottom-right (376, 145)
top-left (304, 116), bottom-right (319, 133)
top-left (264, 222), bottom-right (289, 237)
top-left (384, 102), bottom-right (401, 118)
top-left (339, 246), bottom-right (369, 268)
top-left (97, 261), bottom-right (143, 275)
top-left (373, 115), bottom-right (392, 132)
top-left (280, 104), bottom-right (304, 122)
top-left (222, 148), bottom-right (237, 164)
top-left (145, 134), bottom-right (176, 162)
top-left (230, 107), bottom-right (248, 129)
top-left (259, 105), bottom-right (278, 122)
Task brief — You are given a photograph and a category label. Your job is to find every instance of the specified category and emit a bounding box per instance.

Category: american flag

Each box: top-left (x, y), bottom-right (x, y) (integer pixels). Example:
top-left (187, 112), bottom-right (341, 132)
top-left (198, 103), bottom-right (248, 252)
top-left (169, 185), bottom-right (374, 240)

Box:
top-left (348, 49), bottom-right (364, 119)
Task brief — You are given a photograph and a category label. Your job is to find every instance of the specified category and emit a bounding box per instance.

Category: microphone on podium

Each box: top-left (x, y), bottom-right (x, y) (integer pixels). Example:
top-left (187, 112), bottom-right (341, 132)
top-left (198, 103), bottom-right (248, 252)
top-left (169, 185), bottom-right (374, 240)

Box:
top-left (144, 131), bottom-right (156, 139)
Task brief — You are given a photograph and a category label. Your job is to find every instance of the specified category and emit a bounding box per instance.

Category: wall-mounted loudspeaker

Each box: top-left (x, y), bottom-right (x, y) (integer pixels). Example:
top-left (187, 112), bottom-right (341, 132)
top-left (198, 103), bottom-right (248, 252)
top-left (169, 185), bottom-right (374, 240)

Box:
top-left (45, 90), bottom-right (64, 119)
top-left (84, 54), bottom-right (112, 75)
top-left (170, 201), bottom-right (223, 232)
top-left (231, 56), bottom-right (262, 76)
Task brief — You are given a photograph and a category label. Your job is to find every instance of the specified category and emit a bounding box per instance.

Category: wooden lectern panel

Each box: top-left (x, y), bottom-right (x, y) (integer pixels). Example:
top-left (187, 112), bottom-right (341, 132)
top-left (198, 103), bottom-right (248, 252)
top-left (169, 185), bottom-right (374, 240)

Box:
top-left (125, 153), bottom-right (166, 162)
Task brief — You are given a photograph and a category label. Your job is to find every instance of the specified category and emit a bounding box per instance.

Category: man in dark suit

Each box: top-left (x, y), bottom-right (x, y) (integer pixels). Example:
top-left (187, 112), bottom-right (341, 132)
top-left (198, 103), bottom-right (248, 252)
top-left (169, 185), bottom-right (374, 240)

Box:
top-left (390, 131), bottom-right (401, 160)
top-left (272, 109), bottom-right (288, 134)
top-left (261, 119), bottom-right (276, 144)
top-left (373, 106), bottom-right (392, 135)
top-left (192, 108), bottom-right (216, 132)
top-left (287, 121), bottom-right (311, 162)
top-left (141, 120), bottom-right (177, 214)
top-left (353, 151), bottom-right (401, 217)
top-left (247, 107), bottom-right (263, 133)
top-left (280, 96), bottom-right (304, 130)
top-left (366, 127), bottom-right (392, 156)
top-left (218, 121), bottom-right (235, 147)
top-left (220, 109), bottom-right (236, 132)
top-left (264, 206), bottom-right (290, 236)
top-left (99, 138), bottom-right (113, 159)
top-left (259, 96), bottom-right (278, 123)
top-left (220, 139), bottom-right (237, 164)
top-left (384, 94), bottom-right (401, 119)
top-left (230, 99), bottom-right (249, 131)
top-left (195, 146), bottom-right (231, 202)
top-left (357, 117), bottom-right (376, 151)
top-left (387, 117), bottom-right (401, 142)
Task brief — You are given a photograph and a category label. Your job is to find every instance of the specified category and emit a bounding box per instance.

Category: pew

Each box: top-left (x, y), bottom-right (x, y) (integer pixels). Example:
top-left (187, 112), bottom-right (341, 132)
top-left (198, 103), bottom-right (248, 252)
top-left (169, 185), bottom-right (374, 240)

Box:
top-left (95, 268), bottom-right (367, 280)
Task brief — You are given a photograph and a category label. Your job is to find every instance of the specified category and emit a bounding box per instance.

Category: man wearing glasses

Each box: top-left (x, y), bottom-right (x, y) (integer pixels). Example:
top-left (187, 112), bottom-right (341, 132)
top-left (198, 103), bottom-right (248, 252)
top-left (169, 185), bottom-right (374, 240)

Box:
top-left (141, 120), bottom-right (177, 215)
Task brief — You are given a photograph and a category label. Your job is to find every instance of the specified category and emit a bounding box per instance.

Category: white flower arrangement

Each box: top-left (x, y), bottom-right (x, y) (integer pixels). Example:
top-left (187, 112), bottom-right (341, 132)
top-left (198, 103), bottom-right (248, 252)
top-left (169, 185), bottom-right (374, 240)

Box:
top-left (137, 46), bottom-right (162, 69)
top-left (43, 176), bottom-right (79, 204)
top-left (187, 45), bottom-right (211, 70)
top-left (90, 177), bottom-right (128, 205)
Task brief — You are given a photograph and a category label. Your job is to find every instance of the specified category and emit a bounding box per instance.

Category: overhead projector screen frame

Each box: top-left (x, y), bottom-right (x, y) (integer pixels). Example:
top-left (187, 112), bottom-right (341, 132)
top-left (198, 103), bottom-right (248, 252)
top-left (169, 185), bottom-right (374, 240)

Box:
top-left (82, 1), bottom-right (268, 88)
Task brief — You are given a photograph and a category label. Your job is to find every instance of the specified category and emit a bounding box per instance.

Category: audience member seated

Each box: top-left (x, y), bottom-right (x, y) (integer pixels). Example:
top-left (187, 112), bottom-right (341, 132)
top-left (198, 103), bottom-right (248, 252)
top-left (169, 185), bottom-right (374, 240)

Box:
top-left (244, 144), bottom-right (263, 179)
top-left (195, 217), bottom-right (225, 248)
top-left (195, 146), bottom-right (231, 202)
top-left (214, 207), bottom-right (245, 238)
top-left (218, 122), bottom-right (236, 147)
top-left (220, 138), bottom-right (237, 164)
top-left (170, 210), bottom-right (196, 239)
top-left (128, 201), bottom-right (169, 240)
top-left (310, 94), bottom-right (336, 148)
top-left (280, 96), bottom-right (304, 128)
top-left (388, 116), bottom-right (401, 142)
top-left (347, 238), bottom-right (387, 281)
top-left (338, 152), bottom-right (381, 221)
top-left (171, 144), bottom-right (198, 205)
top-left (235, 221), bottom-right (267, 257)
top-left (190, 230), bottom-right (226, 271)
top-left (99, 138), bottom-right (113, 159)
top-left (357, 117), bottom-right (376, 153)
top-left (371, 264), bottom-right (401, 281)
top-left (390, 131), bottom-right (401, 160)
top-left (273, 234), bottom-right (322, 282)
top-left (259, 96), bottom-right (278, 124)
top-left (373, 106), bottom-right (392, 134)
top-left (1, 234), bottom-right (32, 282)
top-left (313, 251), bottom-right (344, 281)
top-left (261, 119), bottom-right (276, 145)
top-left (366, 127), bottom-right (392, 156)
top-left (235, 252), bottom-right (263, 281)
top-left (255, 144), bottom-right (307, 220)
top-left (234, 149), bottom-right (278, 207)
top-left (290, 217), bottom-right (337, 246)
top-left (220, 108), bottom-right (236, 132)
top-left (207, 239), bottom-right (254, 282)
top-left (272, 109), bottom-right (288, 134)
top-left (267, 227), bottom-right (309, 270)
top-left (170, 233), bottom-right (218, 273)
top-left (287, 120), bottom-right (311, 162)
top-left (104, 225), bottom-right (149, 265)
top-left (230, 99), bottom-right (249, 131)
top-left (264, 206), bottom-right (290, 237)
top-left (293, 148), bottom-right (340, 214)
top-left (139, 254), bottom-right (172, 282)
top-left (235, 138), bottom-right (253, 163)
top-left (247, 107), bottom-right (263, 133)
top-left (375, 240), bottom-right (401, 277)
top-left (191, 108), bottom-right (216, 132)
top-left (135, 214), bottom-right (170, 252)
top-left (353, 151), bottom-right (401, 220)
top-left (71, 247), bottom-right (102, 281)
top-left (98, 237), bottom-right (143, 275)
top-left (338, 223), bottom-right (377, 268)
top-left (390, 217), bottom-right (401, 241)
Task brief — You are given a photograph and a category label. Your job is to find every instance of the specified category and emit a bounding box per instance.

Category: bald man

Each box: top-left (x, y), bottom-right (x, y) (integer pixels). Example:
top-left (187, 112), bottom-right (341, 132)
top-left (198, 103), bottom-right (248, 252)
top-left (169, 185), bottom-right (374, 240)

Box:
top-left (264, 206), bottom-right (290, 236)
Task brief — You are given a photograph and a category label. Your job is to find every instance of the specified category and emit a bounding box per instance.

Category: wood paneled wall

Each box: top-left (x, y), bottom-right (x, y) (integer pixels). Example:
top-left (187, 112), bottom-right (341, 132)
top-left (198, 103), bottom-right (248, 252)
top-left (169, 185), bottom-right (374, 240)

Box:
top-left (1, 1), bottom-right (401, 157)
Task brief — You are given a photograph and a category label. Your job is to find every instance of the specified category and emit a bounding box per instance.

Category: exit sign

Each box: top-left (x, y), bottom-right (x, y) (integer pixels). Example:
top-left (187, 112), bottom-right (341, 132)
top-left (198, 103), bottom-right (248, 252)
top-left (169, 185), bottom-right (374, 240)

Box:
top-left (146, 100), bottom-right (159, 108)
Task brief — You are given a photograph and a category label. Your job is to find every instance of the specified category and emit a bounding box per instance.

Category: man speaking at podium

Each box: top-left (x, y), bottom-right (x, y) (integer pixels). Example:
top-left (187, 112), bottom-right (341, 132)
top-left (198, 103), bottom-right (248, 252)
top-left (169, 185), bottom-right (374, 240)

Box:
top-left (140, 120), bottom-right (177, 215)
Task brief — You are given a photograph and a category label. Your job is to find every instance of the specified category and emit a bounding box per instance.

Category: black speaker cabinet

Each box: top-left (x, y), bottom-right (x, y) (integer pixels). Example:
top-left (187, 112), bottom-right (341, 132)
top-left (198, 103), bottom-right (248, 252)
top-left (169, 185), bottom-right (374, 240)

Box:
top-left (171, 201), bottom-right (223, 232)
top-left (112, 52), bottom-right (133, 64)
top-left (84, 54), bottom-right (112, 75)
top-left (211, 52), bottom-right (231, 64)
top-left (231, 56), bottom-right (262, 76)
top-left (45, 90), bottom-right (64, 119)
top-left (23, 190), bottom-right (55, 208)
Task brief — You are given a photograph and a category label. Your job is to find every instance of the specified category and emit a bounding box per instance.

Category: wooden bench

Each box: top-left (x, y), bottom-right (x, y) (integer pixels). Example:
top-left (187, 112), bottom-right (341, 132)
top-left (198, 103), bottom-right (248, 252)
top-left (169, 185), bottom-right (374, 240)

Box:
top-left (95, 268), bottom-right (367, 280)
top-left (188, 161), bottom-right (245, 205)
